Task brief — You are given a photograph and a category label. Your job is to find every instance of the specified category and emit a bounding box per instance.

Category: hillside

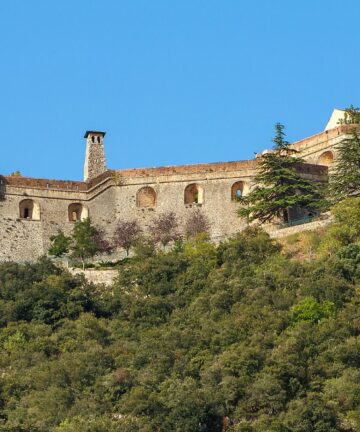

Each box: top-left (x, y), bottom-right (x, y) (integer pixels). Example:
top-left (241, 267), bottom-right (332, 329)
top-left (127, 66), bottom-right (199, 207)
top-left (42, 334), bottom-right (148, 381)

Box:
top-left (0, 199), bottom-right (360, 431)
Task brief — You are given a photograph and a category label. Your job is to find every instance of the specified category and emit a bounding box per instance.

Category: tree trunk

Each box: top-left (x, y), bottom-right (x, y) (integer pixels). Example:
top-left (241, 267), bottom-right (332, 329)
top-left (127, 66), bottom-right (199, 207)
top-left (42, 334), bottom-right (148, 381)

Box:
top-left (283, 209), bottom-right (289, 223)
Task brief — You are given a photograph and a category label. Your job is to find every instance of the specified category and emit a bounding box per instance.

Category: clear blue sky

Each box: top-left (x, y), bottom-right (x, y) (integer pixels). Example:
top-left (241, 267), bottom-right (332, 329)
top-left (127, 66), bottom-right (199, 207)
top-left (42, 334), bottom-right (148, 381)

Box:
top-left (1, 0), bottom-right (359, 180)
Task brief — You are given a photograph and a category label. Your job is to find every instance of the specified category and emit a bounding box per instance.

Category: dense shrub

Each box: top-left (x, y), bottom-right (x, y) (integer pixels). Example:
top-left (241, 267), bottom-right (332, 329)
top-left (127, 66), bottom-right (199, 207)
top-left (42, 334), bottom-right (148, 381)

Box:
top-left (0, 202), bottom-right (360, 431)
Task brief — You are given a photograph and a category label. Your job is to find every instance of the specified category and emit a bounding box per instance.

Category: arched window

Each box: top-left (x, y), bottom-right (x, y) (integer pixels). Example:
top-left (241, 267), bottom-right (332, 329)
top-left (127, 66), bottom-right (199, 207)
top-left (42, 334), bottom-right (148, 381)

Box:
top-left (184, 183), bottom-right (204, 204)
top-left (68, 203), bottom-right (89, 222)
top-left (136, 186), bottom-right (156, 208)
top-left (19, 199), bottom-right (40, 220)
top-left (318, 151), bottom-right (334, 166)
top-left (231, 181), bottom-right (245, 201)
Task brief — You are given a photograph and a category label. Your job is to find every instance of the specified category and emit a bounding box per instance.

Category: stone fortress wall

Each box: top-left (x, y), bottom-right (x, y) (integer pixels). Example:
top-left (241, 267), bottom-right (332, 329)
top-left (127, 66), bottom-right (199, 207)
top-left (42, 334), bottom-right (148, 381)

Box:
top-left (0, 109), bottom-right (355, 262)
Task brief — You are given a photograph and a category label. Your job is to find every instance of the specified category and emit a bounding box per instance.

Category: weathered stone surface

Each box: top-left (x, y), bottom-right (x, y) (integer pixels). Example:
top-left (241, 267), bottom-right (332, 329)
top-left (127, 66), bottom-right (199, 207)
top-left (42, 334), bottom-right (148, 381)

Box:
top-left (69, 268), bottom-right (118, 286)
top-left (84, 131), bottom-right (107, 181)
top-left (0, 121), bottom-right (354, 262)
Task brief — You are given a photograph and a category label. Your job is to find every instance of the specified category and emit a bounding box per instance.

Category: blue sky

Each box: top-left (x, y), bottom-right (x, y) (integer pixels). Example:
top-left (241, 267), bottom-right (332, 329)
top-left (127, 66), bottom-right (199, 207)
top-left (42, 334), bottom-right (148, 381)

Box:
top-left (1, 0), bottom-right (359, 180)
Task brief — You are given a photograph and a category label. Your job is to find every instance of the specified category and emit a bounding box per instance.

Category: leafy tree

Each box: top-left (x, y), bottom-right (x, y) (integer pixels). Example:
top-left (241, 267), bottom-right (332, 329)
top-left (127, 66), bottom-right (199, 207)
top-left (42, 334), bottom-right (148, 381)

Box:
top-left (185, 209), bottom-right (210, 238)
top-left (217, 226), bottom-right (280, 267)
top-left (9, 170), bottom-right (21, 176)
top-left (93, 227), bottom-right (113, 254)
top-left (4, 330), bottom-right (27, 351)
top-left (238, 123), bottom-right (325, 223)
top-left (240, 374), bottom-right (287, 416)
top-left (70, 218), bottom-right (98, 269)
top-left (148, 211), bottom-right (181, 248)
top-left (282, 394), bottom-right (340, 432)
top-left (133, 235), bottom-right (156, 259)
top-left (54, 416), bottom-right (142, 432)
top-left (48, 230), bottom-right (71, 258)
top-left (291, 297), bottom-right (335, 325)
top-left (337, 104), bottom-right (360, 125)
top-left (329, 130), bottom-right (360, 201)
top-left (2, 199), bottom-right (360, 431)
top-left (158, 377), bottom-right (222, 431)
top-left (184, 233), bottom-right (217, 269)
top-left (113, 220), bottom-right (142, 256)
top-left (318, 198), bottom-right (360, 256)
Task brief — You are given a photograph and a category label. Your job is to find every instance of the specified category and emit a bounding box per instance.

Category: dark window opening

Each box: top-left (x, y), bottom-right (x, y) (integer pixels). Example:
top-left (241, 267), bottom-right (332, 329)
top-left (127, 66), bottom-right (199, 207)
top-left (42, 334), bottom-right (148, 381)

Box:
top-left (184, 184), bottom-right (203, 205)
top-left (19, 199), bottom-right (36, 219)
top-left (231, 181), bottom-right (245, 201)
top-left (68, 203), bottom-right (84, 222)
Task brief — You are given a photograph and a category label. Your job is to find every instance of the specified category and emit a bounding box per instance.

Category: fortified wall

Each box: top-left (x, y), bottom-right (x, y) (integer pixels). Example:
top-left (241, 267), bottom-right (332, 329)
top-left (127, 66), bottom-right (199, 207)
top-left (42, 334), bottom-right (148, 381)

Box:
top-left (0, 109), bottom-right (355, 262)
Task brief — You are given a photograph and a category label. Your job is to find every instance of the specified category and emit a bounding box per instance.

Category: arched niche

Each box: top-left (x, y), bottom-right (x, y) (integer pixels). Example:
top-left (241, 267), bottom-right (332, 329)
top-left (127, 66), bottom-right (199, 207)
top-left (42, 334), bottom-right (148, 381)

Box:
top-left (184, 183), bottom-right (204, 204)
top-left (231, 181), bottom-right (246, 201)
top-left (317, 151), bottom-right (334, 166)
top-left (19, 199), bottom-right (41, 220)
top-left (68, 203), bottom-right (89, 222)
top-left (136, 186), bottom-right (156, 208)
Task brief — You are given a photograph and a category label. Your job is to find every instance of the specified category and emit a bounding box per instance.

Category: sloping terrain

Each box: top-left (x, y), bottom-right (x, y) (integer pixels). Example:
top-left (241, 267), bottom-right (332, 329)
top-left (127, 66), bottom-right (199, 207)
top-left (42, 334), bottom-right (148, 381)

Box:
top-left (0, 199), bottom-right (360, 431)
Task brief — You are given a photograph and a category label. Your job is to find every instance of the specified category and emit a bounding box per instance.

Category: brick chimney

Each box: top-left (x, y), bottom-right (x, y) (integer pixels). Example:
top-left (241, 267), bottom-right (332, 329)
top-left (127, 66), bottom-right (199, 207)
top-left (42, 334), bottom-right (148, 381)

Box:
top-left (83, 131), bottom-right (106, 181)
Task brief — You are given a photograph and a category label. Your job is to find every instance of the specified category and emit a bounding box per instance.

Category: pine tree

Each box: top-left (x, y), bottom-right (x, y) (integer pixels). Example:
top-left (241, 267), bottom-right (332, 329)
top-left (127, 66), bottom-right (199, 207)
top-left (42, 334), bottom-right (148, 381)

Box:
top-left (238, 123), bottom-right (325, 223)
top-left (329, 130), bottom-right (360, 201)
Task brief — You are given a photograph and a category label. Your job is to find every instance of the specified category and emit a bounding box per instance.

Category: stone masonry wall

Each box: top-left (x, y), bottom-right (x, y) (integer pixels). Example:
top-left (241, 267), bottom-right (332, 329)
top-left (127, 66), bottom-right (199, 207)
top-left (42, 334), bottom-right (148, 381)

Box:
top-left (0, 124), bottom-right (346, 262)
top-left (69, 268), bottom-right (118, 286)
top-left (84, 132), bottom-right (107, 181)
top-left (290, 124), bottom-right (360, 164)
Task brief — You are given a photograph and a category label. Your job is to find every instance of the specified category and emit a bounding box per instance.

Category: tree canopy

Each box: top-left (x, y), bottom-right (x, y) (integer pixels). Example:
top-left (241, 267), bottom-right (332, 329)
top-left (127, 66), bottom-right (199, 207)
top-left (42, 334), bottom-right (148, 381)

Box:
top-left (48, 230), bottom-right (71, 257)
top-left (337, 104), bottom-right (360, 125)
top-left (329, 130), bottom-right (360, 201)
top-left (113, 220), bottom-right (142, 256)
top-left (238, 123), bottom-right (325, 223)
top-left (70, 218), bottom-right (98, 268)
top-left (1, 199), bottom-right (360, 431)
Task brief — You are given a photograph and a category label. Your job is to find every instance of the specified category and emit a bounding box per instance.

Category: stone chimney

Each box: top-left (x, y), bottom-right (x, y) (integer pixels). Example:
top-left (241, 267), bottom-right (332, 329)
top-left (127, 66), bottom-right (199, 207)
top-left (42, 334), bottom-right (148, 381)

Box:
top-left (84, 131), bottom-right (106, 181)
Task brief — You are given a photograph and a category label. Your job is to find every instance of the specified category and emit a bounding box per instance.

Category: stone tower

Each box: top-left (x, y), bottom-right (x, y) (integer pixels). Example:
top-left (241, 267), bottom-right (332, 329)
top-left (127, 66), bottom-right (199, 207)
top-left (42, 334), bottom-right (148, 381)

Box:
top-left (83, 131), bottom-right (107, 181)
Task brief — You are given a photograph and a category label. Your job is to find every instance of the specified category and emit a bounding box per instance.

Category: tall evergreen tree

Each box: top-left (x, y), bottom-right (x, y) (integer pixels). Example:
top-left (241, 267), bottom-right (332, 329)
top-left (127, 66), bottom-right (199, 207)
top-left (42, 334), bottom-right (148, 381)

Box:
top-left (328, 105), bottom-right (360, 201)
top-left (329, 130), bottom-right (360, 201)
top-left (238, 123), bottom-right (325, 223)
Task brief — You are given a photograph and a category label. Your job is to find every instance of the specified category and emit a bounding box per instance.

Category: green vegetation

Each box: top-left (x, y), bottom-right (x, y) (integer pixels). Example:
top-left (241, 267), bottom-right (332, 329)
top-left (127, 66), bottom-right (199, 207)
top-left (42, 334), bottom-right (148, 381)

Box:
top-left (337, 105), bottom-right (360, 125)
top-left (329, 130), bottom-right (360, 201)
top-left (327, 104), bottom-right (360, 201)
top-left (70, 218), bottom-right (98, 268)
top-left (49, 219), bottom-right (112, 268)
top-left (49, 230), bottom-right (71, 258)
top-left (1, 198), bottom-right (360, 431)
top-left (238, 123), bottom-right (325, 223)
top-left (9, 170), bottom-right (21, 177)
